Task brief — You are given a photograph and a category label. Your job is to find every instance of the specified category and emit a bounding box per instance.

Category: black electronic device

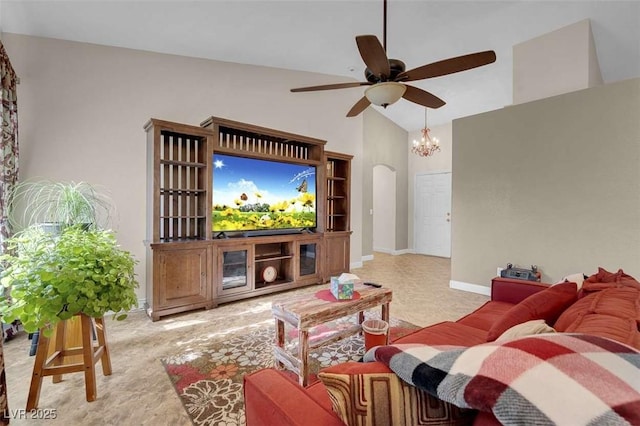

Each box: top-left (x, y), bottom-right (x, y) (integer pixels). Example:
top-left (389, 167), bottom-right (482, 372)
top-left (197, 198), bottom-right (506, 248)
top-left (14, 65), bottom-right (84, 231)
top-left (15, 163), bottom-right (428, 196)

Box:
top-left (363, 282), bottom-right (382, 288)
top-left (500, 264), bottom-right (540, 282)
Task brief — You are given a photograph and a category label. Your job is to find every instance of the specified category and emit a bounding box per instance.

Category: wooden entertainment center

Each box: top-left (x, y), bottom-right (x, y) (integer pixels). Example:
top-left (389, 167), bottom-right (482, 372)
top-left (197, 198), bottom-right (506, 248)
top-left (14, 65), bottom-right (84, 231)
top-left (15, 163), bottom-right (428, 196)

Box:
top-left (144, 117), bottom-right (352, 321)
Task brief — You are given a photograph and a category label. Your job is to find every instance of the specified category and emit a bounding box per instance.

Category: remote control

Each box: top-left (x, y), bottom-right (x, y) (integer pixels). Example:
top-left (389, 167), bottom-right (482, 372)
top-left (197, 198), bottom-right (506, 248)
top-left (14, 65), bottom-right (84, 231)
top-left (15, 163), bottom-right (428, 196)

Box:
top-left (363, 282), bottom-right (382, 288)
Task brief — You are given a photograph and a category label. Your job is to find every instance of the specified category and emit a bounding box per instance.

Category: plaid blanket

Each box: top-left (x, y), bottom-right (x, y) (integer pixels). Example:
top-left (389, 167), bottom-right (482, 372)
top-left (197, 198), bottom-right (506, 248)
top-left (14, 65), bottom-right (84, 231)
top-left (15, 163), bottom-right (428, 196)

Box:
top-left (364, 333), bottom-right (640, 425)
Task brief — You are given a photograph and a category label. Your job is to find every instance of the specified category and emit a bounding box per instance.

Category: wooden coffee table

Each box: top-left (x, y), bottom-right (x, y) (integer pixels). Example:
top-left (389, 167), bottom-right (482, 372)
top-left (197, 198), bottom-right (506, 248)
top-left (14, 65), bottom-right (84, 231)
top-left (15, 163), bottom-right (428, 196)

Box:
top-left (271, 283), bottom-right (392, 386)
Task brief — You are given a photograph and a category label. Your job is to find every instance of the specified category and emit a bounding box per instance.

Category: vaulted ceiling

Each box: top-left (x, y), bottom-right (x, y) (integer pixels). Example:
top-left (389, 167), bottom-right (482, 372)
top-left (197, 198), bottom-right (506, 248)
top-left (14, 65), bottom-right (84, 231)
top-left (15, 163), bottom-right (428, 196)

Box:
top-left (2, 0), bottom-right (639, 130)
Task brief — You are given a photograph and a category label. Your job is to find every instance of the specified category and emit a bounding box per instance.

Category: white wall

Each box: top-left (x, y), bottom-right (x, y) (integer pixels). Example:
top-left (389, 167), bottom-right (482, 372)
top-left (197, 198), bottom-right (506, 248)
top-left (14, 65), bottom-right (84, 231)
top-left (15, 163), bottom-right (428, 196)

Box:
top-left (407, 122), bottom-right (452, 250)
top-left (361, 109), bottom-right (408, 256)
top-left (452, 78), bottom-right (640, 287)
top-left (513, 19), bottom-right (602, 105)
top-left (3, 33), bottom-right (364, 301)
top-left (372, 165), bottom-right (395, 253)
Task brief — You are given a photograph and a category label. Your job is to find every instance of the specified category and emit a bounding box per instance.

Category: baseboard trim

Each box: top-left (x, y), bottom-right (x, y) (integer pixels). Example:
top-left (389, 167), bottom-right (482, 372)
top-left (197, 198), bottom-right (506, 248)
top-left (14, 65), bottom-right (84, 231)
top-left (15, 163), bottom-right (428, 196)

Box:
top-left (449, 280), bottom-right (491, 296)
top-left (135, 299), bottom-right (147, 311)
top-left (351, 260), bottom-right (364, 269)
top-left (372, 247), bottom-right (391, 254)
top-left (371, 249), bottom-right (410, 256)
top-left (361, 254), bottom-right (374, 262)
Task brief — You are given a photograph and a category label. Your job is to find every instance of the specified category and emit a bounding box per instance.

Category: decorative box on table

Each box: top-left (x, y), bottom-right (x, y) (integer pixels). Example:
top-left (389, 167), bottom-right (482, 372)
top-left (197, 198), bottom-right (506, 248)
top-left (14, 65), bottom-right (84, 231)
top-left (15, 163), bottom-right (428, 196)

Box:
top-left (330, 273), bottom-right (360, 300)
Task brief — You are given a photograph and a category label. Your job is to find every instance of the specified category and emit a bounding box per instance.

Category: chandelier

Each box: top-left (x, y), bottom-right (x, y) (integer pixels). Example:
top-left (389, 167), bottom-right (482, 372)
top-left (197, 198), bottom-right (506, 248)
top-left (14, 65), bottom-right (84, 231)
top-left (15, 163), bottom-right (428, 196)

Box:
top-left (412, 108), bottom-right (440, 157)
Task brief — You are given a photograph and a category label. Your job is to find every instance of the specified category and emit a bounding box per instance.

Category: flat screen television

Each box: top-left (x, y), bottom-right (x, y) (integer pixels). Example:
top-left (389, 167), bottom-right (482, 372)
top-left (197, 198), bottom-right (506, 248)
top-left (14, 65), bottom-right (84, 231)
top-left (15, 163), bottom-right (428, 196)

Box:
top-left (212, 153), bottom-right (317, 235)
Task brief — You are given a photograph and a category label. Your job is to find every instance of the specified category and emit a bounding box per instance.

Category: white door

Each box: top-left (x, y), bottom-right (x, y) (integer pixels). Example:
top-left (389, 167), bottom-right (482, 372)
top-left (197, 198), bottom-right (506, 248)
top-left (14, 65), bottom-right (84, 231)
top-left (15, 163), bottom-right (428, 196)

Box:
top-left (414, 173), bottom-right (451, 257)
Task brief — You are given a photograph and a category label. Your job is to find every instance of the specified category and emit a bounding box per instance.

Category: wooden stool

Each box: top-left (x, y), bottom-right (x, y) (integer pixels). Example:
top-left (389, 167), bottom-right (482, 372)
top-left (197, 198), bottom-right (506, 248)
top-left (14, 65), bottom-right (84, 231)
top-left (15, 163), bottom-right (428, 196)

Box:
top-left (26, 313), bottom-right (112, 410)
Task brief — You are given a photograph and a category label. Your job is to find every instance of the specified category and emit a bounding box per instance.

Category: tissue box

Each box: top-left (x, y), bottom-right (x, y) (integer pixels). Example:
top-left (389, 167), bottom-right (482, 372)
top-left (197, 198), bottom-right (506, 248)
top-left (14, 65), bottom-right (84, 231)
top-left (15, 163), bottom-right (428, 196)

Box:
top-left (330, 276), bottom-right (355, 300)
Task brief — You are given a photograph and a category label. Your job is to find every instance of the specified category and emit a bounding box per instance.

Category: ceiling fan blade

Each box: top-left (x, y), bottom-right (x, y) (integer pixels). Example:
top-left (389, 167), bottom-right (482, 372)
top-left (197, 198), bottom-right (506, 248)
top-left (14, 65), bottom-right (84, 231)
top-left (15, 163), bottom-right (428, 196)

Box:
top-left (356, 35), bottom-right (390, 80)
top-left (402, 85), bottom-right (446, 109)
top-left (291, 82), bottom-right (372, 92)
top-left (346, 97), bottom-right (371, 117)
top-left (398, 50), bottom-right (497, 82)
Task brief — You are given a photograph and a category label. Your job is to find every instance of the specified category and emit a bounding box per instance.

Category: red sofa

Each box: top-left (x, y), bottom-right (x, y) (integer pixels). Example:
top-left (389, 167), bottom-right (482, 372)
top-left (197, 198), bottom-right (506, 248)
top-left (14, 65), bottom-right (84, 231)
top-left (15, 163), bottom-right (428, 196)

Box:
top-left (244, 273), bottom-right (640, 425)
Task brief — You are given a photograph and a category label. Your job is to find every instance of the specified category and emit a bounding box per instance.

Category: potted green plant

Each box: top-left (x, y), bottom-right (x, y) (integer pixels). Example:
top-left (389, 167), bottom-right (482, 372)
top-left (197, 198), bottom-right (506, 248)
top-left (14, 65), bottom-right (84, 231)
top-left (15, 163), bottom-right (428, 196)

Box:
top-left (0, 225), bottom-right (138, 336)
top-left (7, 180), bottom-right (113, 232)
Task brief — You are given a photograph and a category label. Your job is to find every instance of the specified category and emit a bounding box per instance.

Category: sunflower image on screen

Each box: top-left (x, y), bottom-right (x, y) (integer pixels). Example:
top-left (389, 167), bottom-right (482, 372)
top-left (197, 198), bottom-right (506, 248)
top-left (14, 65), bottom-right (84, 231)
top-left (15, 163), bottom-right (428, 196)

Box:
top-left (212, 154), bottom-right (316, 232)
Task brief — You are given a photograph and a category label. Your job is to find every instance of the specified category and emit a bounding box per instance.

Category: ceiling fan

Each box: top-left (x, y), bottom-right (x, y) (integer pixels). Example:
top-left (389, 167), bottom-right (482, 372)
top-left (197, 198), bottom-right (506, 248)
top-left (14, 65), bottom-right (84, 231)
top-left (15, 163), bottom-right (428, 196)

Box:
top-left (290, 0), bottom-right (496, 117)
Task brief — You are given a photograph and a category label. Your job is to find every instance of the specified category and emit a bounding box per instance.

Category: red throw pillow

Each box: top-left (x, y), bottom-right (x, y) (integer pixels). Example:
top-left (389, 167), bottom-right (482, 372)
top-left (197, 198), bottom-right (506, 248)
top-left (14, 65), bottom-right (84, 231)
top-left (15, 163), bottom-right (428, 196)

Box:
top-left (618, 269), bottom-right (639, 282)
top-left (486, 282), bottom-right (578, 341)
top-left (584, 267), bottom-right (640, 288)
top-left (582, 274), bottom-right (640, 294)
top-left (586, 267), bottom-right (621, 283)
top-left (554, 291), bottom-right (597, 331)
top-left (555, 286), bottom-right (640, 331)
top-left (563, 313), bottom-right (640, 350)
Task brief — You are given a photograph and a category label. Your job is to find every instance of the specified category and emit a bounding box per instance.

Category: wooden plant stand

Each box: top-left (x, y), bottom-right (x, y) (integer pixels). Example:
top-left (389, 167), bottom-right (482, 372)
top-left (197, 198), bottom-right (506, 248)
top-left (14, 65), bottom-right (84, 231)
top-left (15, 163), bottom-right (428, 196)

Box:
top-left (26, 313), bottom-right (112, 410)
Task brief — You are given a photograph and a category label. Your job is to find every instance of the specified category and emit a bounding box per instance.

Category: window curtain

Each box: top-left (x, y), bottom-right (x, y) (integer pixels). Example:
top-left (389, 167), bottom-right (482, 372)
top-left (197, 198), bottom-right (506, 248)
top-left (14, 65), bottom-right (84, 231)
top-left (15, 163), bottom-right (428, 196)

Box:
top-left (0, 41), bottom-right (19, 247)
top-left (0, 39), bottom-right (19, 425)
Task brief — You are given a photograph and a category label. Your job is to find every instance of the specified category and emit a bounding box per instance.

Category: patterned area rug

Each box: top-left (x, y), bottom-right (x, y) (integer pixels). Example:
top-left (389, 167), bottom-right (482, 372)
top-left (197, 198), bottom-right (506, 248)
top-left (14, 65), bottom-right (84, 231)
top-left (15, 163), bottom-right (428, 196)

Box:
top-left (161, 315), bottom-right (419, 425)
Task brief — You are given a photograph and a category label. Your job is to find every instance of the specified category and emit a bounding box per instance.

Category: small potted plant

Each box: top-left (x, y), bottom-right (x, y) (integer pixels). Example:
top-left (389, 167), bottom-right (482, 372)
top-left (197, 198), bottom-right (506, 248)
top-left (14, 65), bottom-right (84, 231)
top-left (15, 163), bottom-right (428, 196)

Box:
top-left (7, 180), bottom-right (113, 232)
top-left (0, 224), bottom-right (138, 336)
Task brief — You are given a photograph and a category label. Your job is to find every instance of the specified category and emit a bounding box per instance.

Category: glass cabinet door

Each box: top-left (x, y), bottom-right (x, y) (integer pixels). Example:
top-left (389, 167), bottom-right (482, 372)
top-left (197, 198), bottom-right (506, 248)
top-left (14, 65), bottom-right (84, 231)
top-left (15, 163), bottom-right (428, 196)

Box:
top-left (298, 243), bottom-right (317, 277)
top-left (219, 246), bottom-right (252, 294)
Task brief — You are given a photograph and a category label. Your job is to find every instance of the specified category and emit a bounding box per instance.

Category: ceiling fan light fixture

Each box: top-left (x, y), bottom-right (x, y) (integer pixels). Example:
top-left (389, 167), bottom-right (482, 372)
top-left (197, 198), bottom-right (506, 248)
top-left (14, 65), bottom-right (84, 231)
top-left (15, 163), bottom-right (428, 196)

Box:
top-left (290, 0), bottom-right (496, 119)
top-left (364, 82), bottom-right (406, 108)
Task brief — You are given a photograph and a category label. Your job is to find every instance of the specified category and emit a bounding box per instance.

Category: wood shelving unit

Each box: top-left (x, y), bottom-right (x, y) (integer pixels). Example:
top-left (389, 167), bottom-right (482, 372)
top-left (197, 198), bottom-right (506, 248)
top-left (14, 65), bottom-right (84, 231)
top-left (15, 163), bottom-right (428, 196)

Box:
top-left (145, 119), bottom-right (213, 243)
top-left (325, 154), bottom-right (351, 231)
top-left (324, 151), bottom-right (353, 279)
top-left (144, 117), bottom-right (352, 320)
top-left (214, 234), bottom-right (321, 304)
top-left (201, 116), bottom-right (324, 167)
top-left (254, 242), bottom-right (294, 289)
